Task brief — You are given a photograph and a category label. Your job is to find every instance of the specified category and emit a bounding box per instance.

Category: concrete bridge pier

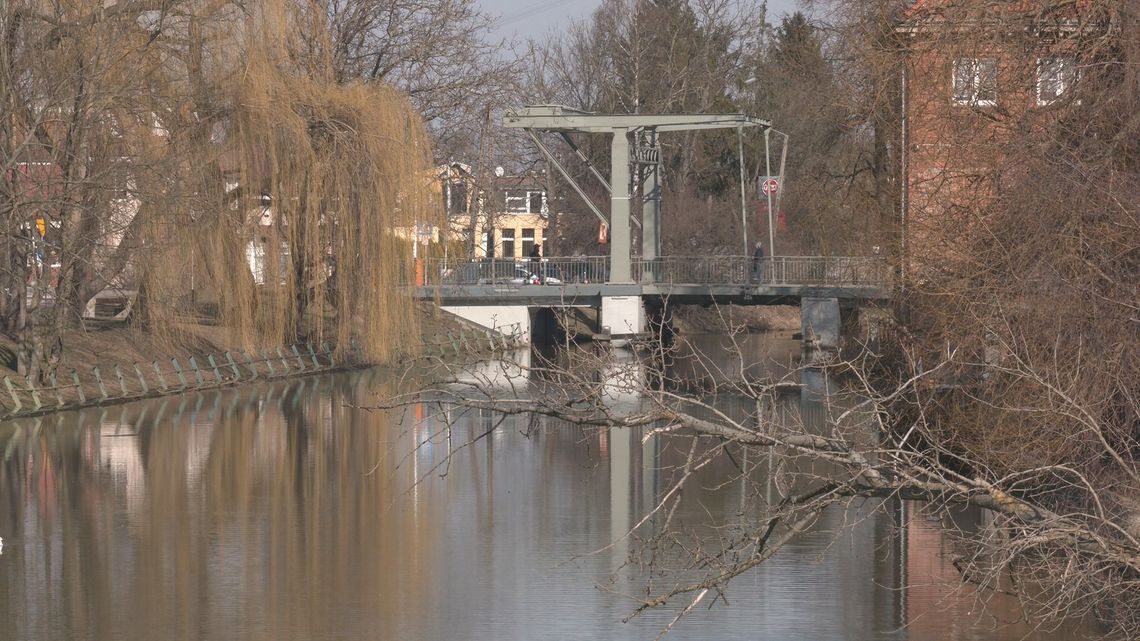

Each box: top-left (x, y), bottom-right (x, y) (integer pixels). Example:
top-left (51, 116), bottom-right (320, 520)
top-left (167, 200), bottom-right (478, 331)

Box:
top-left (440, 304), bottom-right (531, 341)
top-left (601, 296), bottom-right (645, 340)
top-left (800, 297), bottom-right (841, 352)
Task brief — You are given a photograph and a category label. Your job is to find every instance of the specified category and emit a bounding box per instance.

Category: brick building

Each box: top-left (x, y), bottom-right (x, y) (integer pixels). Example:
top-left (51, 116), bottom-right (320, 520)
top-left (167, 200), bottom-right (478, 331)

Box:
top-left (898, 0), bottom-right (1088, 278)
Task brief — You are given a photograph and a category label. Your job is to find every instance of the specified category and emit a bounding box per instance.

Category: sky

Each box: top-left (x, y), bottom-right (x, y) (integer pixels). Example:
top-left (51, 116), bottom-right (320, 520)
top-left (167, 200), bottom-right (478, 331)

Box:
top-left (479, 0), bottom-right (804, 41)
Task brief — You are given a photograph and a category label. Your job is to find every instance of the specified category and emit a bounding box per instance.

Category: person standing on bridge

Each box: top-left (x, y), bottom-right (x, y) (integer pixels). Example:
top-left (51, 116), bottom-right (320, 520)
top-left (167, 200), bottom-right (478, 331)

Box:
top-left (530, 243), bottom-right (542, 283)
top-left (752, 241), bottom-right (764, 283)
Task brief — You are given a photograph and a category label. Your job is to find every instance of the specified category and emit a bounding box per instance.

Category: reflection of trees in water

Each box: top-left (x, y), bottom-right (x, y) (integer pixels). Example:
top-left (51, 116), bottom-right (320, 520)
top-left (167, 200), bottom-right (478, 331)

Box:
top-left (0, 361), bottom-right (1100, 640)
top-left (0, 373), bottom-right (443, 639)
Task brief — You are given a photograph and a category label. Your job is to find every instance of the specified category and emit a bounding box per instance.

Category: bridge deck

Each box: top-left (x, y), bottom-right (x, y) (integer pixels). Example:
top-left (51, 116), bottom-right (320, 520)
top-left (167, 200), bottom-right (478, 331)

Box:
top-left (413, 255), bottom-right (890, 306)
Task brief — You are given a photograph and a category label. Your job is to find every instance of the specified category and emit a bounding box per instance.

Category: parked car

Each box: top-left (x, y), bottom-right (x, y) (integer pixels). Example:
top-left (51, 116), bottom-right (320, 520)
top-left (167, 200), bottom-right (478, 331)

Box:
top-left (495, 266), bottom-right (539, 285)
top-left (533, 264), bottom-right (563, 285)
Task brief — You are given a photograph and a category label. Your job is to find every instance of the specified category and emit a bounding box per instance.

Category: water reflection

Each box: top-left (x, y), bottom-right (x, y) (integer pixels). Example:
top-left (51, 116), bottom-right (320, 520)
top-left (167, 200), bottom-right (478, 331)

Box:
top-left (0, 363), bottom-right (1082, 641)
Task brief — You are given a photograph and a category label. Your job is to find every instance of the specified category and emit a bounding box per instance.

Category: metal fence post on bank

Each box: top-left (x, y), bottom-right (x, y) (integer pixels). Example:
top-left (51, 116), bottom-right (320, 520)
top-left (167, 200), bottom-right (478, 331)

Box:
top-left (170, 359), bottom-right (188, 388)
top-left (188, 356), bottom-right (206, 387)
top-left (92, 367), bottom-right (109, 400)
top-left (207, 355), bottom-right (224, 384)
top-left (133, 363), bottom-right (149, 394)
top-left (72, 370), bottom-right (86, 403)
top-left (225, 352), bottom-right (242, 380)
top-left (152, 361), bottom-right (168, 391)
top-left (4, 377), bottom-right (22, 413)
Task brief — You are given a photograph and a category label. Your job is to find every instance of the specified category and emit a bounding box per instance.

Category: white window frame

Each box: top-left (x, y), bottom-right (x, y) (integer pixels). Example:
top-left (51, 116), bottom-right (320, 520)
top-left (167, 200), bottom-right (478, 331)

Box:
top-left (505, 189), bottom-right (547, 214)
top-left (504, 191), bottom-right (528, 213)
top-left (952, 58), bottom-right (998, 107)
top-left (500, 228), bottom-right (516, 258)
top-left (1037, 57), bottom-right (1076, 106)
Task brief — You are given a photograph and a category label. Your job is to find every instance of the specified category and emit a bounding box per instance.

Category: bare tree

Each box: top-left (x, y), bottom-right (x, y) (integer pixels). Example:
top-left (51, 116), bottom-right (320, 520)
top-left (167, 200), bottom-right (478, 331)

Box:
top-left (519, 0), bottom-right (771, 256)
top-left (305, 0), bottom-right (520, 160)
top-left (383, 309), bottom-right (1139, 637)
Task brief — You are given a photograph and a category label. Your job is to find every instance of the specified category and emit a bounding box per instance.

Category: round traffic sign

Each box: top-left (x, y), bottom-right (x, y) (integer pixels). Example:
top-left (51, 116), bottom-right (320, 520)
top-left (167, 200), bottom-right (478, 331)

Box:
top-left (761, 178), bottom-right (780, 196)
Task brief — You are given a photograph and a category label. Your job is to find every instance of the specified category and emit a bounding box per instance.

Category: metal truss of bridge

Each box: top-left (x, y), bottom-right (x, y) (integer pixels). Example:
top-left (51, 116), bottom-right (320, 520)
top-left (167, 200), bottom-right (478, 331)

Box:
top-left (502, 105), bottom-right (773, 281)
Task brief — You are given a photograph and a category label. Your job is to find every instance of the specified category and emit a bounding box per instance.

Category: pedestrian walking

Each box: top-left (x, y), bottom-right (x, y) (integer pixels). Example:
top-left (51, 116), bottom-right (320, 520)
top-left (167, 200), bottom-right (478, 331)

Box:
top-left (752, 241), bottom-right (765, 283)
top-left (530, 243), bottom-right (543, 283)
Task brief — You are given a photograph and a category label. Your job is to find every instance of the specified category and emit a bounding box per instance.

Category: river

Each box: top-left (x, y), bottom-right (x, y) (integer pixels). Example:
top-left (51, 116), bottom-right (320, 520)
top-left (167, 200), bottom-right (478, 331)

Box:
top-left (0, 336), bottom-right (1088, 640)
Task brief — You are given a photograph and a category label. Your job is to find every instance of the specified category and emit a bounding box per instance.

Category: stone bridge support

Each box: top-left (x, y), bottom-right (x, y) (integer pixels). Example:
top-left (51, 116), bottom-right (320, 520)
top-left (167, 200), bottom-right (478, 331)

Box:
top-left (800, 297), bottom-right (840, 350)
top-left (440, 305), bottom-right (531, 341)
top-left (601, 296), bottom-right (645, 340)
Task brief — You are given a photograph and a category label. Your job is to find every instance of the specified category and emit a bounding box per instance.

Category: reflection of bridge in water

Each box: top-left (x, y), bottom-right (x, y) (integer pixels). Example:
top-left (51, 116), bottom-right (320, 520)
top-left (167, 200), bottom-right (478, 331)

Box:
top-left (412, 254), bottom-right (890, 347)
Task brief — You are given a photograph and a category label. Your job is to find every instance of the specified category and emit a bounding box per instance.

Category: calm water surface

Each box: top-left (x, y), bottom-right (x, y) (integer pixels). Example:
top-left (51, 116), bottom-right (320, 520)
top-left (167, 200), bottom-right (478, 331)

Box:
top-left (0, 338), bottom-right (1086, 640)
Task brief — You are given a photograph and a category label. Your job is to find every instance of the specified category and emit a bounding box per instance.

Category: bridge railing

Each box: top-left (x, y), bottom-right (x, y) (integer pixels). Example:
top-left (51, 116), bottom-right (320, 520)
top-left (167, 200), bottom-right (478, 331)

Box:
top-left (420, 256), bottom-right (612, 286)
top-left (637, 256), bottom-right (888, 287)
top-left (636, 256), bottom-right (751, 285)
top-left (417, 255), bottom-right (887, 288)
top-left (763, 256), bottom-right (888, 287)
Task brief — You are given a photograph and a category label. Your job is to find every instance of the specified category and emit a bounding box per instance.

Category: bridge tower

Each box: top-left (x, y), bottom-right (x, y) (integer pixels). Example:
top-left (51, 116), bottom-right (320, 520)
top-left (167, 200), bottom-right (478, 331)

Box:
top-left (503, 106), bottom-right (772, 340)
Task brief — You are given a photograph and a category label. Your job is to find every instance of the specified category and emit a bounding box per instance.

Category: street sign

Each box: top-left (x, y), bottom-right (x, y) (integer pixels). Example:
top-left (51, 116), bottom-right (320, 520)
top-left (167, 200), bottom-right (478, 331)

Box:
top-left (760, 176), bottom-right (780, 196)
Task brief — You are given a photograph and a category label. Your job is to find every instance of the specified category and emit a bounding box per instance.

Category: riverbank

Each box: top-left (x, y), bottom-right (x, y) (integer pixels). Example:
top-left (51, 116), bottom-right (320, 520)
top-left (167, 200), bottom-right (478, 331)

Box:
top-left (672, 304), bottom-right (800, 334)
top-left (0, 303), bottom-right (481, 417)
top-left (0, 303), bottom-right (468, 378)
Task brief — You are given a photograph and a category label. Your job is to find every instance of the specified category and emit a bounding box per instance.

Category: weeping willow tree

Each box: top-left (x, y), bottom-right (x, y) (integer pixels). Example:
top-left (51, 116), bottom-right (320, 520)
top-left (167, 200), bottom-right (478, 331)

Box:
top-left (2, 0), bottom-right (436, 376)
top-left (139, 8), bottom-right (435, 364)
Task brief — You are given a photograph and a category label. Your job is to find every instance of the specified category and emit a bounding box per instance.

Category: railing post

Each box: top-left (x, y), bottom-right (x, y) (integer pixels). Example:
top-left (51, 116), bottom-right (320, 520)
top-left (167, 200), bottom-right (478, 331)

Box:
top-left (72, 370), bottom-right (86, 404)
top-left (25, 376), bottom-right (42, 410)
top-left (261, 351), bottom-right (276, 376)
top-left (276, 348), bottom-right (291, 372)
top-left (170, 359), bottom-right (187, 388)
top-left (50, 373), bottom-right (65, 408)
top-left (225, 352), bottom-right (241, 381)
top-left (244, 352), bottom-right (259, 378)
top-left (207, 355), bottom-right (224, 383)
top-left (291, 345), bottom-right (306, 370)
top-left (134, 363), bottom-right (149, 395)
top-left (4, 377), bottom-right (22, 413)
top-left (93, 367), bottom-right (109, 400)
top-left (188, 356), bottom-right (206, 387)
top-left (114, 365), bottom-right (129, 397)
top-left (152, 361), bottom-right (169, 391)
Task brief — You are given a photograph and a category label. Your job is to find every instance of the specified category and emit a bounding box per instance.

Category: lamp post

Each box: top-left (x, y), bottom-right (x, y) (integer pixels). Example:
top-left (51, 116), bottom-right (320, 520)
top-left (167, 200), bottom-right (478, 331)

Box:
top-left (764, 128), bottom-right (774, 258)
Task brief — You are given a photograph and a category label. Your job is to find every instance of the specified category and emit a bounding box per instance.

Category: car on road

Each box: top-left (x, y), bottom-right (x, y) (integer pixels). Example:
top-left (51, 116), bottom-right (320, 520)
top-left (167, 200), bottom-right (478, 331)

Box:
top-left (495, 266), bottom-right (539, 285)
top-left (531, 264), bottom-right (563, 285)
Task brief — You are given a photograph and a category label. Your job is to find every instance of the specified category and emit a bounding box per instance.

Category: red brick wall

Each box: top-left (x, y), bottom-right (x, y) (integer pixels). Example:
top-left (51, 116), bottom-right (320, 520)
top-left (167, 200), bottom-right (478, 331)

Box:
top-left (902, 21), bottom-right (1077, 278)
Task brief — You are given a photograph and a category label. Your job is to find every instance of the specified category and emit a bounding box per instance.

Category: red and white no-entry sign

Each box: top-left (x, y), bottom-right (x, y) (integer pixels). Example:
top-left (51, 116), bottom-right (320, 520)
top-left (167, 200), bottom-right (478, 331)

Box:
top-left (761, 177), bottom-right (780, 196)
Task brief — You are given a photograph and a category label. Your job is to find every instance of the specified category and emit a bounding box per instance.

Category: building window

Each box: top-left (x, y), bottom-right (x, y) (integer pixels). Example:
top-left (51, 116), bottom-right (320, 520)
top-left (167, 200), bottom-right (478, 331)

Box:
top-left (528, 191), bottom-right (544, 215)
top-left (505, 190), bottom-right (546, 214)
top-left (504, 191), bottom-right (528, 213)
top-left (1037, 57), bottom-right (1076, 106)
top-left (481, 231), bottom-right (492, 258)
top-left (501, 228), bottom-right (515, 258)
top-left (521, 228), bottom-right (536, 257)
top-left (952, 58), bottom-right (997, 106)
top-left (447, 181), bottom-right (468, 214)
